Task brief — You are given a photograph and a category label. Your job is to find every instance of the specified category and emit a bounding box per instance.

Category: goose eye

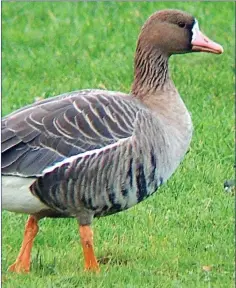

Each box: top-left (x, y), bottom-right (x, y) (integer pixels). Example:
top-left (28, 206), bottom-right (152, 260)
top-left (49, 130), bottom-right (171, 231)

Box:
top-left (178, 22), bottom-right (186, 28)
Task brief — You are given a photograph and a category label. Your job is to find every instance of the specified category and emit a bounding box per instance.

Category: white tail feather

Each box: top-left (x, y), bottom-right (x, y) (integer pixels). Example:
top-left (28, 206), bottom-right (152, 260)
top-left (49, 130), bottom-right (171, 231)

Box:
top-left (2, 176), bottom-right (48, 214)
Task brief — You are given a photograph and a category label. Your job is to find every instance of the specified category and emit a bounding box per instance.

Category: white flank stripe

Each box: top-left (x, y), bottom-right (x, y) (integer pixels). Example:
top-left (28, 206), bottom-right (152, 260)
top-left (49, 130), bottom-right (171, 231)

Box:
top-left (42, 136), bottom-right (131, 175)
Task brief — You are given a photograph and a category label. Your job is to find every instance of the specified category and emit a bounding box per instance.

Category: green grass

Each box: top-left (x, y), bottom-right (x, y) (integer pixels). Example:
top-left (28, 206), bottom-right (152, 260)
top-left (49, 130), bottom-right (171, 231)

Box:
top-left (2, 2), bottom-right (234, 287)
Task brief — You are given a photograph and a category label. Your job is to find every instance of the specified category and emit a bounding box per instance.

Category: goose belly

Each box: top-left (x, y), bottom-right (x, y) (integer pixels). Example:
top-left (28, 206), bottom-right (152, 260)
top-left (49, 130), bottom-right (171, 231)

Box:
top-left (30, 144), bottom-right (165, 217)
top-left (2, 176), bottom-right (49, 214)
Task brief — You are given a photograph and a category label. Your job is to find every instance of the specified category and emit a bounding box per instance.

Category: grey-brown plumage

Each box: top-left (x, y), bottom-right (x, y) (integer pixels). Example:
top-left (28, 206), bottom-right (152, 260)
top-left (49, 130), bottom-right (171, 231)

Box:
top-left (2, 91), bottom-right (136, 176)
top-left (2, 9), bottom-right (223, 272)
top-left (3, 89), bottom-right (180, 223)
top-left (31, 107), bottom-right (170, 222)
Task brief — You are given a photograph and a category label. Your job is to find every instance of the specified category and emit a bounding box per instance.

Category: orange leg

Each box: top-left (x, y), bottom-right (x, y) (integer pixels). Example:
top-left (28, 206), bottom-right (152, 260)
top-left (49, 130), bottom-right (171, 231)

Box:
top-left (79, 225), bottom-right (99, 272)
top-left (8, 215), bottom-right (39, 273)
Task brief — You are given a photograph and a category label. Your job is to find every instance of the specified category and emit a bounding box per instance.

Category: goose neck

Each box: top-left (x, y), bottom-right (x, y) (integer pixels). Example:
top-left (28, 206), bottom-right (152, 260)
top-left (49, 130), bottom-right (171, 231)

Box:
top-left (131, 42), bottom-right (172, 98)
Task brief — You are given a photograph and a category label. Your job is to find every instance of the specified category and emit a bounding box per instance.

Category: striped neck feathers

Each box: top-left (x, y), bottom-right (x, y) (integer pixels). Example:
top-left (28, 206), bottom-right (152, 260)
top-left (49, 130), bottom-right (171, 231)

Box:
top-left (131, 39), bottom-right (173, 99)
top-left (131, 39), bottom-right (193, 146)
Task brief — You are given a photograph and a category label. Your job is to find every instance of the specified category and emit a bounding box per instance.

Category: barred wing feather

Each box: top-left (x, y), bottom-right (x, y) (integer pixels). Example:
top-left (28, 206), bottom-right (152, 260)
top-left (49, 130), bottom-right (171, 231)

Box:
top-left (2, 90), bottom-right (140, 177)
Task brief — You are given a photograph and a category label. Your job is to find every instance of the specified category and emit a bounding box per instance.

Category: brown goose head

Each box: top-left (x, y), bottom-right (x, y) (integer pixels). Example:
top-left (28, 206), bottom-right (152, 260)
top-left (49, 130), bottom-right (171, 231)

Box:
top-left (138, 9), bottom-right (223, 56)
top-left (132, 9), bottom-right (223, 96)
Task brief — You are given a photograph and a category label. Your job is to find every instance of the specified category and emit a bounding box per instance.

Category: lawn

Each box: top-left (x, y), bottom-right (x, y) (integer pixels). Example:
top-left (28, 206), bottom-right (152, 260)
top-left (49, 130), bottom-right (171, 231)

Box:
top-left (1, 2), bottom-right (234, 288)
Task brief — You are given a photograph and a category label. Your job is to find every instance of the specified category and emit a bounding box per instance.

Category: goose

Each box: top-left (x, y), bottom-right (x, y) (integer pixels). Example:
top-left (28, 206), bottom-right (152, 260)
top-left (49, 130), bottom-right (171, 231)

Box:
top-left (2, 9), bottom-right (223, 273)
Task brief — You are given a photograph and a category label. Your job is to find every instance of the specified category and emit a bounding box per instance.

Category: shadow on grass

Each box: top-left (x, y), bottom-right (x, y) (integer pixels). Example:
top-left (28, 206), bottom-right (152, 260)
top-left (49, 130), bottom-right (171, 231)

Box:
top-left (98, 255), bottom-right (129, 266)
top-left (30, 250), bottom-right (130, 276)
top-left (31, 250), bottom-right (57, 276)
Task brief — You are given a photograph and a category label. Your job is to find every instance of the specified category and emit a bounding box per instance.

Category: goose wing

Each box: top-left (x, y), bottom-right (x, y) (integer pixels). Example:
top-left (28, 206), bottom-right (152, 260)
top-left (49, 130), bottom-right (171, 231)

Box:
top-left (2, 89), bottom-right (140, 177)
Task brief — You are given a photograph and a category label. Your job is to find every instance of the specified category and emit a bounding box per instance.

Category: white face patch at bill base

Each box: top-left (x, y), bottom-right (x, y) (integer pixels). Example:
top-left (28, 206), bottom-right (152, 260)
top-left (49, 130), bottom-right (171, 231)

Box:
top-left (191, 19), bottom-right (200, 42)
